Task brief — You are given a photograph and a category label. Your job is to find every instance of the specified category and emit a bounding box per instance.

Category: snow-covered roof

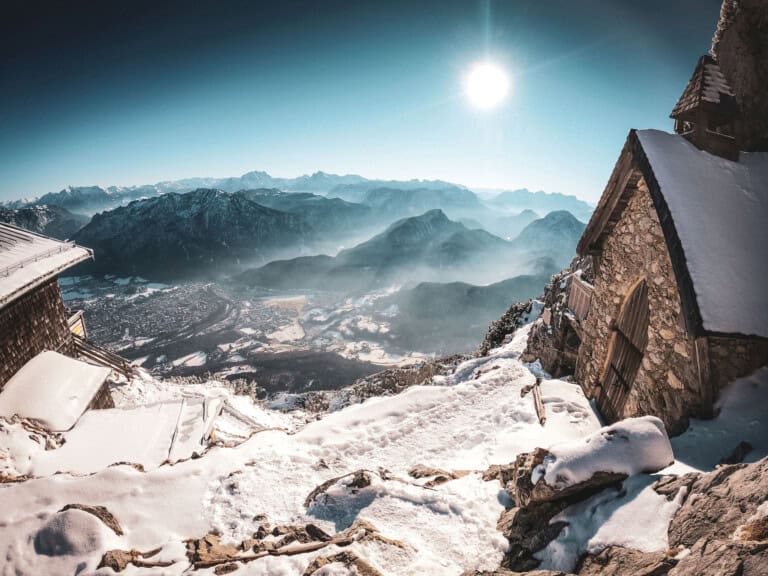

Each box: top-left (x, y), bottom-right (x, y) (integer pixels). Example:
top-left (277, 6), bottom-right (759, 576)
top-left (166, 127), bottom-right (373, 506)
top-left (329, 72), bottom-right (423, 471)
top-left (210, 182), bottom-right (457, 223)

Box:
top-left (0, 351), bottom-right (110, 431)
top-left (670, 55), bottom-right (737, 119)
top-left (0, 223), bottom-right (92, 308)
top-left (580, 129), bottom-right (768, 338)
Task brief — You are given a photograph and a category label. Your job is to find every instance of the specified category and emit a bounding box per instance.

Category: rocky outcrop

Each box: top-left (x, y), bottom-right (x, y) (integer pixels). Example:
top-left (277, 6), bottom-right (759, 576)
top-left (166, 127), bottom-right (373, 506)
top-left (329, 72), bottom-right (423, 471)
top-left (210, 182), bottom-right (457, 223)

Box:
top-left (480, 300), bottom-right (540, 356)
top-left (576, 547), bottom-right (675, 576)
top-left (521, 257), bottom-right (593, 377)
top-left (509, 448), bottom-right (626, 508)
top-left (573, 458), bottom-right (768, 576)
top-left (664, 458), bottom-right (768, 549)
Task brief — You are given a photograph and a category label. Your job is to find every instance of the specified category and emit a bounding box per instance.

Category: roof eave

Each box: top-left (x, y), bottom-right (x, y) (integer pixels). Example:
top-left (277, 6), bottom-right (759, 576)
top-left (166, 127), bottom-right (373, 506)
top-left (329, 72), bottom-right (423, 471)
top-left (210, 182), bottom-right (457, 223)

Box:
top-left (0, 247), bottom-right (93, 309)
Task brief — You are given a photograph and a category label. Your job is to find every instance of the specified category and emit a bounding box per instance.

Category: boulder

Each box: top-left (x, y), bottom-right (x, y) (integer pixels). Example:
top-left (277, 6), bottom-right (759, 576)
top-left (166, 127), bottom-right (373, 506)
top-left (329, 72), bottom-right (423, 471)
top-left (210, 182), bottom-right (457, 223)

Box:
top-left (511, 417), bottom-right (672, 507)
top-left (34, 509), bottom-right (106, 557)
top-left (670, 539), bottom-right (768, 576)
top-left (510, 448), bottom-right (625, 507)
top-left (497, 502), bottom-right (570, 571)
top-left (576, 546), bottom-right (675, 576)
top-left (666, 458), bottom-right (768, 548)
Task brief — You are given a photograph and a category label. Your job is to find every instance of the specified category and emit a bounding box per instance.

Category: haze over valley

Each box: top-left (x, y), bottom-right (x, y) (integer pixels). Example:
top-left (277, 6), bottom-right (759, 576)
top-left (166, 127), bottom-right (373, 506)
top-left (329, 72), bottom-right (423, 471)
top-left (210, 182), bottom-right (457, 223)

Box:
top-left (2, 170), bottom-right (590, 395)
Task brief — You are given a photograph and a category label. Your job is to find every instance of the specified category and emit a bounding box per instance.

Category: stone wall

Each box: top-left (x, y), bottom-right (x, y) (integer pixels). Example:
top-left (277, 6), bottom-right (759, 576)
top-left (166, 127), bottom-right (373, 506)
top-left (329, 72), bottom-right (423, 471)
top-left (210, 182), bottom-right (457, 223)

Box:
top-left (707, 336), bottom-right (768, 392)
top-left (712, 0), bottom-right (768, 151)
top-left (0, 279), bottom-right (73, 388)
top-left (575, 178), bottom-right (701, 434)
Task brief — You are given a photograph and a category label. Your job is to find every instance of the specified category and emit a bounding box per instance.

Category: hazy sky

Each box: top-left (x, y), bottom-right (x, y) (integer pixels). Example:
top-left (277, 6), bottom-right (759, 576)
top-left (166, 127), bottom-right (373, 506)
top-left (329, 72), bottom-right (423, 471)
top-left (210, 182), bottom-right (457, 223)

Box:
top-left (1, 0), bottom-right (722, 202)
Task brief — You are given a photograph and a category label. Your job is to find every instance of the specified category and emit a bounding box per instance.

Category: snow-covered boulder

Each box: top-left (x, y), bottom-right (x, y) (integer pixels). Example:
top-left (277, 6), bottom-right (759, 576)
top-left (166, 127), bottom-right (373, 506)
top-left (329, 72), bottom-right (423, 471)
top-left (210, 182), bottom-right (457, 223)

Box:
top-left (513, 416), bottom-right (673, 506)
top-left (33, 509), bottom-right (109, 557)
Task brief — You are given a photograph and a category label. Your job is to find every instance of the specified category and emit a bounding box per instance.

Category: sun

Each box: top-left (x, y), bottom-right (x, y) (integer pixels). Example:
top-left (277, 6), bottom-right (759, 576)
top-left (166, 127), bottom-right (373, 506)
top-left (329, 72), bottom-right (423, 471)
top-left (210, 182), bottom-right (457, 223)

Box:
top-left (464, 61), bottom-right (510, 109)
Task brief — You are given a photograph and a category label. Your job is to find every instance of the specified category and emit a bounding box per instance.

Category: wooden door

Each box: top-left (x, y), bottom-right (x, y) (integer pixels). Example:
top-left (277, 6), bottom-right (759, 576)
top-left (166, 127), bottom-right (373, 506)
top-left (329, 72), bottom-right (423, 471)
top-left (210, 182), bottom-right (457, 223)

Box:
top-left (598, 278), bottom-right (649, 421)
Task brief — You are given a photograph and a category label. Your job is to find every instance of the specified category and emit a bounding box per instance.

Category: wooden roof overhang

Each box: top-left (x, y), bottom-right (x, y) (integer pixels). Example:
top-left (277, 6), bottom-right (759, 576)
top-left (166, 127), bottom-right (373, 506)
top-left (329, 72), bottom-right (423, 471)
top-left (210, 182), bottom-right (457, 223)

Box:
top-left (577, 130), bottom-right (705, 339)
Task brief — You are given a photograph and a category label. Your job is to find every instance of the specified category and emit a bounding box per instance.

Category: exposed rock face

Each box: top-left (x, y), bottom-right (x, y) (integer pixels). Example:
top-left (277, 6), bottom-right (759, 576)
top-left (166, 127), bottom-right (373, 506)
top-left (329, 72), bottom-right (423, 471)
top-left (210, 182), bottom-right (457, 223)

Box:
top-left (522, 256), bottom-right (593, 377)
top-left (712, 0), bottom-right (768, 151)
top-left (574, 458), bottom-right (768, 576)
top-left (665, 458), bottom-right (768, 548)
top-left (576, 546), bottom-right (675, 576)
top-left (480, 299), bottom-right (540, 356)
top-left (497, 501), bottom-right (571, 571)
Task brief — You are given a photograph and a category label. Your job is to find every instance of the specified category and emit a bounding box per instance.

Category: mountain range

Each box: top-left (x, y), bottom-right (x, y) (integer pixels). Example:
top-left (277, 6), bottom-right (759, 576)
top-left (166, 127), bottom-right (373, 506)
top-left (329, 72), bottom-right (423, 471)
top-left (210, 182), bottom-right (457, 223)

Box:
top-left (0, 205), bottom-right (89, 239)
top-left (383, 274), bottom-right (550, 353)
top-left (72, 189), bottom-right (311, 278)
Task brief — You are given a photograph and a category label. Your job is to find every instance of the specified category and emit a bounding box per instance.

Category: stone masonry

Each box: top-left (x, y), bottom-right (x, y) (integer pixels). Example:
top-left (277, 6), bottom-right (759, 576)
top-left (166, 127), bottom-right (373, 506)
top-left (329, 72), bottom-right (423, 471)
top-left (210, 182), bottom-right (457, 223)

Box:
top-left (575, 177), bottom-right (701, 434)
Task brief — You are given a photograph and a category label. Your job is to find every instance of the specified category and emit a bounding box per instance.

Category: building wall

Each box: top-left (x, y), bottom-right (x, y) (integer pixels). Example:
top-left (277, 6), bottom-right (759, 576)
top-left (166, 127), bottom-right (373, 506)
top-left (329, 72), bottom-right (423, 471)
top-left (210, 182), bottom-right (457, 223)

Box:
top-left (0, 278), bottom-right (73, 388)
top-left (708, 336), bottom-right (768, 392)
top-left (575, 179), bottom-right (702, 434)
top-left (712, 0), bottom-right (768, 152)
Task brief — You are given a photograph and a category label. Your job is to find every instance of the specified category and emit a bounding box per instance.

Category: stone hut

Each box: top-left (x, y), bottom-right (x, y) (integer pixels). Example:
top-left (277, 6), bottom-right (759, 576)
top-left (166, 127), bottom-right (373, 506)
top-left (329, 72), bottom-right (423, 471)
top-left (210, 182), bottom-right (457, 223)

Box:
top-left (572, 59), bottom-right (768, 432)
top-left (0, 223), bottom-right (93, 387)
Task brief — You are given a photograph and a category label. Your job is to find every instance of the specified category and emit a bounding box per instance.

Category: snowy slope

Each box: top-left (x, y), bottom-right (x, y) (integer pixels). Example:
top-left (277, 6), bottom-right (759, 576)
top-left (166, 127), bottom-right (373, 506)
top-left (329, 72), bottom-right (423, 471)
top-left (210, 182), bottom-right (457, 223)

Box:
top-left (0, 325), bottom-right (765, 574)
top-left (0, 325), bottom-right (604, 575)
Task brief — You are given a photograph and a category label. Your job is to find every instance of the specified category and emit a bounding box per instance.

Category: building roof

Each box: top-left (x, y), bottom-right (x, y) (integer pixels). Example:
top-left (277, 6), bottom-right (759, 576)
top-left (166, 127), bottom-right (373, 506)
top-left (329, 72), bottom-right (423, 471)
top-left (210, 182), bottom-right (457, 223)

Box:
top-left (0, 351), bottom-right (110, 431)
top-left (0, 223), bottom-right (92, 308)
top-left (579, 129), bottom-right (768, 339)
top-left (670, 55), bottom-right (738, 120)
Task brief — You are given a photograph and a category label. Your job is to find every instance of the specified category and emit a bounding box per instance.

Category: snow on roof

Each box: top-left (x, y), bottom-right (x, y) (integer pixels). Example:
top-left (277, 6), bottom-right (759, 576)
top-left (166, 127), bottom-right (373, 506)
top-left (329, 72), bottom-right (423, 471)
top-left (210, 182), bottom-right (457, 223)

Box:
top-left (670, 55), bottom-right (737, 119)
top-left (0, 351), bottom-right (110, 431)
top-left (636, 129), bottom-right (768, 338)
top-left (0, 223), bottom-right (92, 308)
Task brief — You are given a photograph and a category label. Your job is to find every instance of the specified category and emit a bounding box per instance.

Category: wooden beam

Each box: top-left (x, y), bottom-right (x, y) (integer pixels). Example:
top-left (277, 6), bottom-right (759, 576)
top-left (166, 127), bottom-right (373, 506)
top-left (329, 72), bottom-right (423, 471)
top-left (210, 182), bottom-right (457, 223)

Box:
top-left (533, 377), bottom-right (546, 425)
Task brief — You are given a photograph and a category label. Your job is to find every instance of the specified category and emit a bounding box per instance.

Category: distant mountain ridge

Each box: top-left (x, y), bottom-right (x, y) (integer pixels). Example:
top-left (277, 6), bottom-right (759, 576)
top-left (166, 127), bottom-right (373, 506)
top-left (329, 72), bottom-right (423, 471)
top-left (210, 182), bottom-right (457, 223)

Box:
top-left (0, 205), bottom-right (90, 239)
top-left (511, 210), bottom-right (586, 267)
top-left (72, 189), bottom-right (311, 278)
top-left (489, 188), bottom-right (593, 221)
top-left (238, 209), bottom-right (517, 291)
top-left (4, 172), bottom-right (468, 215)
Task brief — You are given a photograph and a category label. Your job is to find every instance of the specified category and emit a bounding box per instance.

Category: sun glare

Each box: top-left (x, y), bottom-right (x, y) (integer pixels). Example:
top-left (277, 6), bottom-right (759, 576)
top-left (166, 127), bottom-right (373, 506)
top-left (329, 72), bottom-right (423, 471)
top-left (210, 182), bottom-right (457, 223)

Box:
top-left (464, 61), bottom-right (510, 109)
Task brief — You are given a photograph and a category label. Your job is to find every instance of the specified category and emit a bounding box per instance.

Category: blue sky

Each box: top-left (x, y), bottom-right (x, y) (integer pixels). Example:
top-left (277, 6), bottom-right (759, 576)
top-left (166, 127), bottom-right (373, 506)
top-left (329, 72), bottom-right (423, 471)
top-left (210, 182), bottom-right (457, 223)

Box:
top-left (0, 0), bottom-right (722, 202)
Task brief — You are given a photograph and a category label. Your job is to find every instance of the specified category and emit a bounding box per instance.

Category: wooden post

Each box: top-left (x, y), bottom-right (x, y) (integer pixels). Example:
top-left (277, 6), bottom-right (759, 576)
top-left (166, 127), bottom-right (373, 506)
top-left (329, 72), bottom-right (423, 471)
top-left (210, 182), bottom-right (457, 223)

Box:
top-left (533, 377), bottom-right (546, 425)
top-left (695, 337), bottom-right (713, 418)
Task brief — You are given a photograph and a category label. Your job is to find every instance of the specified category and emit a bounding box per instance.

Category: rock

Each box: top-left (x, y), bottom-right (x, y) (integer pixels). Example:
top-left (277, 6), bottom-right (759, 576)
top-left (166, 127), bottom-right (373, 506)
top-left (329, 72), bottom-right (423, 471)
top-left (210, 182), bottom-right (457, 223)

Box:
top-left (670, 539), bottom-right (768, 576)
top-left (214, 563), bottom-right (240, 575)
top-left (60, 503), bottom-right (123, 536)
top-left (408, 464), bottom-right (463, 487)
top-left (736, 517), bottom-right (768, 542)
top-left (482, 463), bottom-right (516, 486)
top-left (34, 509), bottom-right (106, 556)
top-left (98, 549), bottom-right (135, 572)
top-left (497, 503), bottom-right (570, 571)
top-left (305, 469), bottom-right (374, 508)
top-left (303, 551), bottom-right (383, 576)
top-left (668, 459), bottom-right (768, 548)
top-left (510, 448), bottom-right (626, 507)
top-left (186, 533), bottom-right (240, 564)
top-left (576, 546), bottom-right (675, 575)
top-left (305, 523), bottom-right (332, 542)
top-left (466, 571), bottom-right (568, 576)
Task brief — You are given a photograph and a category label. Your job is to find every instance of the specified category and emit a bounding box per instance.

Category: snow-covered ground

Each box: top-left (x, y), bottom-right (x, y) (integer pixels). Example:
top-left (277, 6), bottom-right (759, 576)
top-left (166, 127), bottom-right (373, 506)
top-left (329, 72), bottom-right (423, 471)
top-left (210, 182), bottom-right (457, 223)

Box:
top-left (0, 325), bottom-right (766, 575)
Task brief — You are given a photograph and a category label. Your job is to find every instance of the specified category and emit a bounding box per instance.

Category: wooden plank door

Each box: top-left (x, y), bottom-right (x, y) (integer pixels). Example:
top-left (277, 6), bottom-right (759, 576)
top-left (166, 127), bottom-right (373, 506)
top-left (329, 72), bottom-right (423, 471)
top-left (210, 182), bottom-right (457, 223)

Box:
top-left (598, 278), bottom-right (649, 421)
